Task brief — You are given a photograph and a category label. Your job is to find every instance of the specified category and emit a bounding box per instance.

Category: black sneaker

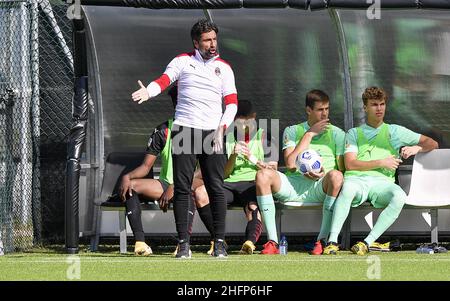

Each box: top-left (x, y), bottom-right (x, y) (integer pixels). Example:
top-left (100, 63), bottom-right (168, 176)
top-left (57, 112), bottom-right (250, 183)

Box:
top-left (389, 239), bottom-right (402, 252)
top-left (303, 240), bottom-right (316, 252)
top-left (175, 239), bottom-right (192, 259)
top-left (213, 239), bottom-right (228, 258)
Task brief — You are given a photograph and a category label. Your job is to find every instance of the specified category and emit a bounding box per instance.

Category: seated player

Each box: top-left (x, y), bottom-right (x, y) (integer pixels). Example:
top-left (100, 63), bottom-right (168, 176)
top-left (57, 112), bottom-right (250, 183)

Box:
top-left (323, 86), bottom-right (438, 255)
top-left (193, 100), bottom-right (277, 254)
top-left (256, 90), bottom-right (345, 255)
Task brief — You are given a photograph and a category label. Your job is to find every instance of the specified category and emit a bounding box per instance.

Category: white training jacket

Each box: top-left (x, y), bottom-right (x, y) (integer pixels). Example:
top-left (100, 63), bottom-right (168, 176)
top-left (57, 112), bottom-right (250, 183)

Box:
top-left (147, 49), bottom-right (238, 130)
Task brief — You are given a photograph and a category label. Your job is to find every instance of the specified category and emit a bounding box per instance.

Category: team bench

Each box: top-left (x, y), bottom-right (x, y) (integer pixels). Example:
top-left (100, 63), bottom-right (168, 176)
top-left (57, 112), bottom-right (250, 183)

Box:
top-left (90, 149), bottom-right (450, 254)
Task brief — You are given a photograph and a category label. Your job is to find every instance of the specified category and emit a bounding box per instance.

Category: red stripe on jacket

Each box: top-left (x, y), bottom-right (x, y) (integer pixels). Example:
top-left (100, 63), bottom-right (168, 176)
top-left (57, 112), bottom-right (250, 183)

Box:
top-left (154, 74), bottom-right (170, 91)
top-left (224, 93), bottom-right (238, 106)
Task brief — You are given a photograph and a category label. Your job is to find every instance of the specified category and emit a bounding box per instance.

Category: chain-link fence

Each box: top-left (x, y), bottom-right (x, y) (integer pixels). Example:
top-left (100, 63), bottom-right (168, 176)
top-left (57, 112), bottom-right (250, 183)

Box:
top-left (0, 0), bottom-right (39, 253)
top-left (0, 0), bottom-right (73, 253)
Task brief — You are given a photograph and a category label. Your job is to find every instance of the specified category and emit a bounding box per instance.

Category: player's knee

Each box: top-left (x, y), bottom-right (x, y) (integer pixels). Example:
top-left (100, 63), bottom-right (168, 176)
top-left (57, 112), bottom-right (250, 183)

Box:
top-left (391, 190), bottom-right (406, 209)
top-left (129, 180), bottom-right (143, 194)
top-left (256, 169), bottom-right (273, 186)
top-left (195, 197), bottom-right (209, 208)
top-left (327, 170), bottom-right (344, 189)
top-left (194, 186), bottom-right (209, 207)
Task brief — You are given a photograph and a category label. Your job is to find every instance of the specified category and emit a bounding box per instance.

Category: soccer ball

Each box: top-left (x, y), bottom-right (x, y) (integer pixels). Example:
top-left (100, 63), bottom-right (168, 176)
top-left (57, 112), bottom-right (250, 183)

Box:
top-left (296, 149), bottom-right (323, 174)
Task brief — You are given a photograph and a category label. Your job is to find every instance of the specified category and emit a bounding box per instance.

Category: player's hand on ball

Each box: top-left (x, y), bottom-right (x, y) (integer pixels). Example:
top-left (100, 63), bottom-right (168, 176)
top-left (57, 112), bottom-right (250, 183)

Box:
top-left (303, 166), bottom-right (325, 181)
top-left (131, 80), bottom-right (150, 104)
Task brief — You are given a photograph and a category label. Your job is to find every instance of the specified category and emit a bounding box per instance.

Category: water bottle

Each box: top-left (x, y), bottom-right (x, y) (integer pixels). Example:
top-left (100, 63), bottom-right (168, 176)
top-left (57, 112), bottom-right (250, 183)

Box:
top-left (416, 245), bottom-right (434, 254)
top-left (279, 235), bottom-right (288, 255)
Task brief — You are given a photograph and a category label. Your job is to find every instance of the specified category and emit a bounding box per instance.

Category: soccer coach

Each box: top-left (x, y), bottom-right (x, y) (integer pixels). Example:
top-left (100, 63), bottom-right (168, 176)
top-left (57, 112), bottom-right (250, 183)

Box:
top-left (132, 19), bottom-right (238, 258)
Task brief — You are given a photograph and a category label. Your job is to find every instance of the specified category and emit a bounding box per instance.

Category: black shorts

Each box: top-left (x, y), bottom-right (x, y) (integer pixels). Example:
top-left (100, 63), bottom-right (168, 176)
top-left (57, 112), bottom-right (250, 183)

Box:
top-left (158, 178), bottom-right (170, 192)
top-left (223, 181), bottom-right (257, 206)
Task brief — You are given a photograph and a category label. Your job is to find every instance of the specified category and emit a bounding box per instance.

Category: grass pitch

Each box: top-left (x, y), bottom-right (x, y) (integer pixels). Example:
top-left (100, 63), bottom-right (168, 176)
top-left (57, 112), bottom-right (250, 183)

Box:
top-left (1, 245), bottom-right (450, 281)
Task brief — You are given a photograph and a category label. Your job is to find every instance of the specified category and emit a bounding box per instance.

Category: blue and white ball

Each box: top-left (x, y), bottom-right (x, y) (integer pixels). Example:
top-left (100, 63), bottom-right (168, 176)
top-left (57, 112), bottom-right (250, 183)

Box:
top-left (296, 149), bottom-right (323, 174)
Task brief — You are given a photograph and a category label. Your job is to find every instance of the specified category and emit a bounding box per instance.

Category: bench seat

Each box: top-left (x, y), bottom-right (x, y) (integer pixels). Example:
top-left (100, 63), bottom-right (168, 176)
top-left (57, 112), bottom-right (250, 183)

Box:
top-left (91, 149), bottom-right (450, 254)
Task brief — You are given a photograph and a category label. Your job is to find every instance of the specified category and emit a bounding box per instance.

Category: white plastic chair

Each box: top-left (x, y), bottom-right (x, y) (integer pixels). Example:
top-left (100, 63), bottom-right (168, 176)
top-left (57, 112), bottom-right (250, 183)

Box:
top-left (364, 149), bottom-right (450, 243)
top-left (405, 149), bottom-right (450, 243)
top-left (405, 149), bottom-right (450, 207)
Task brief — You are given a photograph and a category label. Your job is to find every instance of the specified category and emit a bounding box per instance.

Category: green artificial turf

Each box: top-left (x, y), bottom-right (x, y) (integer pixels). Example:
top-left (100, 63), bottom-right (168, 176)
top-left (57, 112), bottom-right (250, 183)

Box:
top-left (1, 246), bottom-right (450, 281)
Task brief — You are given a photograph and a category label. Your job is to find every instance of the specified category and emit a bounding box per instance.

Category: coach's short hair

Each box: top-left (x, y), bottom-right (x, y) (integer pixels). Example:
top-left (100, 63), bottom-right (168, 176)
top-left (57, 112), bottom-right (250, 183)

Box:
top-left (362, 86), bottom-right (387, 105)
top-left (191, 19), bottom-right (219, 42)
top-left (305, 89), bottom-right (329, 109)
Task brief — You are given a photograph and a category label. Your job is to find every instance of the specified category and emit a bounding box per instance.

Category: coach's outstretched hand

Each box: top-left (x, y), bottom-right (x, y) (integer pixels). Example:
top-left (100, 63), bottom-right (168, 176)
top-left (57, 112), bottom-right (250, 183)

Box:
top-left (132, 80), bottom-right (150, 104)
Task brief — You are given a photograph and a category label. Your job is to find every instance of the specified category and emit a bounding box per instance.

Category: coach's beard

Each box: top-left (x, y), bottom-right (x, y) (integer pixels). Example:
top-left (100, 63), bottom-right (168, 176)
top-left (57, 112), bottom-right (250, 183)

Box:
top-left (199, 48), bottom-right (218, 60)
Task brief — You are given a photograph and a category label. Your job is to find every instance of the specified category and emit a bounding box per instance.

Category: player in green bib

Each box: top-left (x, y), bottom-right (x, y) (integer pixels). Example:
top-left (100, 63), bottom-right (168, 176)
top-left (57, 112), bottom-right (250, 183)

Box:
top-left (193, 100), bottom-right (276, 254)
top-left (323, 86), bottom-right (438, 255)
top-left (256, 90), bottom-right (346, 255)
top-left (118, 117), bottom-right (175, 256)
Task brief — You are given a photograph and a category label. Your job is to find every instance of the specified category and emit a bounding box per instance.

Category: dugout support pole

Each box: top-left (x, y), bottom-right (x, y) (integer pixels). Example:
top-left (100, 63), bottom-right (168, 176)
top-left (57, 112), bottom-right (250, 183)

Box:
top-left (65, 11), bottom-right (88, 254)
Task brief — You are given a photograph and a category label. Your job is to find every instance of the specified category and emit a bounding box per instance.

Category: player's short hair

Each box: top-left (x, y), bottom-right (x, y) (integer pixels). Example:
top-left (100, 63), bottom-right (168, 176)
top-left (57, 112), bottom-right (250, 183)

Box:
top-left (191, 19), bottom-right (219, 42)
top-left (236, 99), bottom-right (254, 118)
top-left (305, 89), bottom-right (329, 109)
top-left (362, 86), bottom-right (387, 105)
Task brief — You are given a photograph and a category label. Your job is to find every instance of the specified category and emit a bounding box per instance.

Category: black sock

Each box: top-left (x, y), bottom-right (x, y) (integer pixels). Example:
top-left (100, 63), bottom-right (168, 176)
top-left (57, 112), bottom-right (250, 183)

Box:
top-left (187, 199), bottom-right (196, 236)
top-left (209, 197), bottom-right (227, 241)
top-left (125, 193), bottom-right (145, 242)
top-left (245, 209), bottom-right (262, 244)
top-left (197, 204), bottom-right (215, 239)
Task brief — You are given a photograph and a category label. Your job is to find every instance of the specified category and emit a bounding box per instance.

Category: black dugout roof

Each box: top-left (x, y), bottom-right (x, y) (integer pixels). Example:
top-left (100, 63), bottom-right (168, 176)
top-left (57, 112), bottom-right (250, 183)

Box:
top-left (80, 0), bottom-right (450, 9)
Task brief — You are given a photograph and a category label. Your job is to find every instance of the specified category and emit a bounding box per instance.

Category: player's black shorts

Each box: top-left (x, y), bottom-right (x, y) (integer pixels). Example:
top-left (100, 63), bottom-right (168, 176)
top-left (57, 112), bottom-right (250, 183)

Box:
top-left (223, 181), bottom-right (257, 206)
top-left (158, 178), bottom-right (170, 192)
